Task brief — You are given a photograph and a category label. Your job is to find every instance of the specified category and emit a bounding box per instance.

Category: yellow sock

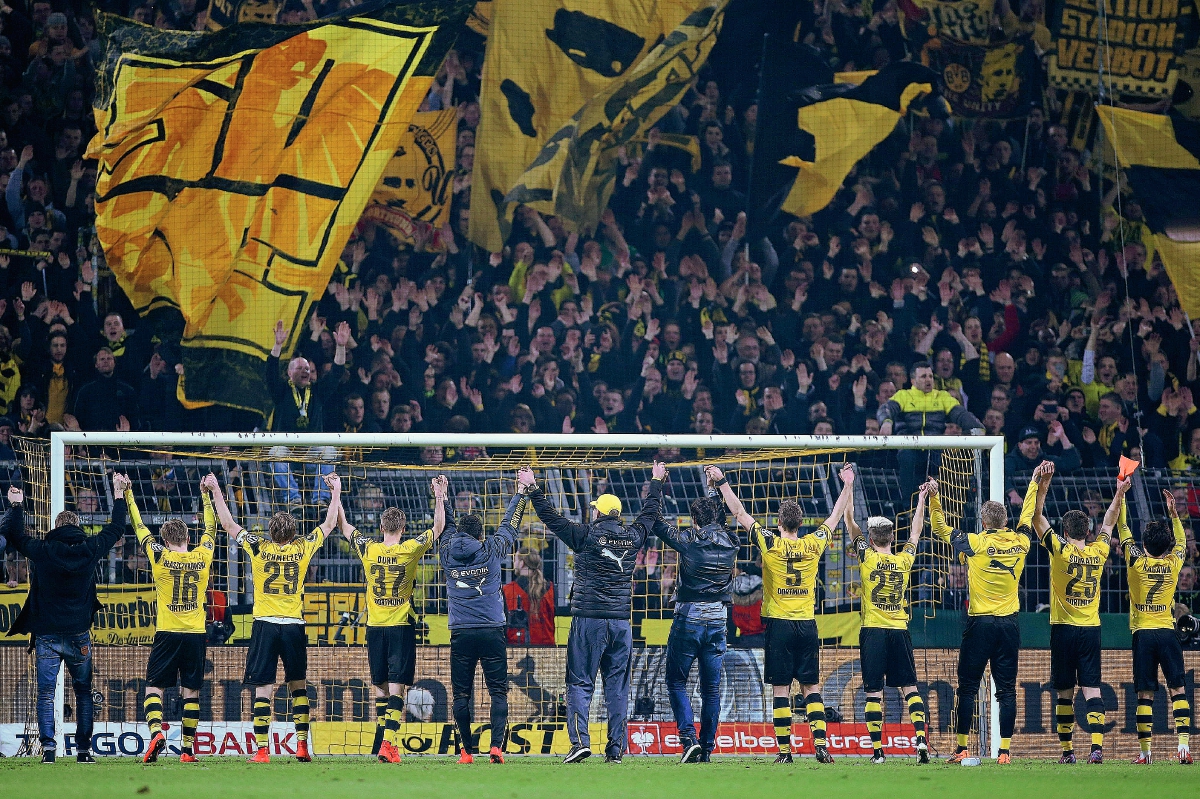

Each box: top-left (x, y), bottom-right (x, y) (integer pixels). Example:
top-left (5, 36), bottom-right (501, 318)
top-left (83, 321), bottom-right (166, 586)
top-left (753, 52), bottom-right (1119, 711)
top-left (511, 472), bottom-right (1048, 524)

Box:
top-left (1056, 696), bottom-right (1074, 752)
top-left (1137, 698), bottom-right (1153, 754)
top-left (772, 696), bottom-right (792, 754)
top-left (384, 695), bottom-right (404, 747)
top-left (864, 699), bottom-right (883, 754)
top-left (999, 736), bottom-right (1011, 755)
top-left (182, 699), bottom-right (200, 753)
top-left (1085, 697), bottom-right (1105, 751)
top-left (957, 733), bottom-right (970, 750)
top-left (143, 694), bottom-right (163, 737)
top-left (253, 697), bottom-right (271, 750)
top-left (805, 694), bottom-right (827, 748)
top-left (1173, 693), bottom-right (1191, 749)
top-left (905, 691), bottom-right (927, 749)
top-left (291, 689), bottom-right (310, 743)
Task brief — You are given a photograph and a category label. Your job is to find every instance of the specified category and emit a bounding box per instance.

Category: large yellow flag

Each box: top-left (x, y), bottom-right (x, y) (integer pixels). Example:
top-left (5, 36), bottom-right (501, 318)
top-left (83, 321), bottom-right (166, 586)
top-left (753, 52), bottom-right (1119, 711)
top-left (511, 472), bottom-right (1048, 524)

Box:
top-left (468, 0), bottom-right (707, 252)
top-left (87, 2), bottom-right (471, 417)
top-left (505, 1), bottom-right (728, 235)
top-left (1097, 106), bottom-right (1200, 317)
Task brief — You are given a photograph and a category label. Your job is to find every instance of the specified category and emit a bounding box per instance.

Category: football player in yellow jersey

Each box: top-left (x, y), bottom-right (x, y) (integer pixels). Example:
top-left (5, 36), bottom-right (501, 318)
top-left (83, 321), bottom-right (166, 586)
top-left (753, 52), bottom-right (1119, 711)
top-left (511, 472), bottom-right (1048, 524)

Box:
top-left (929, 476), bottom-right (1035, 764)
top-left (339, 475), bottom-right (448, 764)
top-left (1029, 462), bottom-right (1126, 764)
top-left (1119, 488), bottom-right (1193, 765)
top-left (210, 471), bottom-right (343, 764)
top-left (131, 472), bottom-right (218, 765)
top-left (712, 463), bottom-right (855, 764)
top-left (844, 479), bottom-right (930, 765)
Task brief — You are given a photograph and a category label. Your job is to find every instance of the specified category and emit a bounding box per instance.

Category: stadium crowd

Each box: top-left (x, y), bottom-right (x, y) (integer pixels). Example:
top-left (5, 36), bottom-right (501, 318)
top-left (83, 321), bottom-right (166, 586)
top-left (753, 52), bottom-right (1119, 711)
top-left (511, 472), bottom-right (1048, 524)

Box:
top-left (0, 0), bottom-right (1196, 619)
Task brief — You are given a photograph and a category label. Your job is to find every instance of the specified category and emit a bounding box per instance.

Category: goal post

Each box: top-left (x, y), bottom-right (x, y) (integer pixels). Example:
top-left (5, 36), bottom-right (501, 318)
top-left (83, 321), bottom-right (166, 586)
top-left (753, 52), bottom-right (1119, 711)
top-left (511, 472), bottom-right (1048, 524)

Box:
top-left (26, 431), bottom-right (1003, 758)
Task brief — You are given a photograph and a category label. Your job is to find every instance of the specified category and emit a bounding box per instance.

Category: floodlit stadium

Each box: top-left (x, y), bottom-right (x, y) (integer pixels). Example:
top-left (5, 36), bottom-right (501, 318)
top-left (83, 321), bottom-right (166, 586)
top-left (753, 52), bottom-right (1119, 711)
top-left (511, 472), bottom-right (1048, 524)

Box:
top-left (1, 0), bottom-right (1199, 795)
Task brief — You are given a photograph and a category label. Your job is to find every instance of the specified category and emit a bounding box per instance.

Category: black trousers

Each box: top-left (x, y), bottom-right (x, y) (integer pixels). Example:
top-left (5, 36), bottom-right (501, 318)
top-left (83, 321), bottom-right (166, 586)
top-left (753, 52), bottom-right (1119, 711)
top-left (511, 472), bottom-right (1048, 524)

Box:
top-left (955, 614), bottom-right (1020, 740)
top-left (449, 626), bottom-right (509, 754)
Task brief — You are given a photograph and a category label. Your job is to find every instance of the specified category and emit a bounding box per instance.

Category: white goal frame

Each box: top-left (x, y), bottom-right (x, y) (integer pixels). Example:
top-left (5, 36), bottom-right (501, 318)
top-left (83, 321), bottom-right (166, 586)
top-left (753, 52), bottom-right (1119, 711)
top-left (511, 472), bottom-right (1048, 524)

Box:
top-left (47, 431), bottom-right (1005, 757)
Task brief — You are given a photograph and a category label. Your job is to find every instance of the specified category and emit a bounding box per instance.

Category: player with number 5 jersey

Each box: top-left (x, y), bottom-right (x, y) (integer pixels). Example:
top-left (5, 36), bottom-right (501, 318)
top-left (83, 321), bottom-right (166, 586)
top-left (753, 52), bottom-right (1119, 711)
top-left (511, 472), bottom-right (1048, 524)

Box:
top-left (210, 471), bottom-right (343, 764)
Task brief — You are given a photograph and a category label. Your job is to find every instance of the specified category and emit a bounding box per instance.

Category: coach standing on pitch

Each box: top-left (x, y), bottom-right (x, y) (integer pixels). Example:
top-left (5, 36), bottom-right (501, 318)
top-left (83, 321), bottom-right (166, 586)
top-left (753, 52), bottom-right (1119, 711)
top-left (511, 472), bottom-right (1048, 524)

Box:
top-left (520, 462), bottom-right (664, 764)
top-left (2, 475), bottom-right (129, 763)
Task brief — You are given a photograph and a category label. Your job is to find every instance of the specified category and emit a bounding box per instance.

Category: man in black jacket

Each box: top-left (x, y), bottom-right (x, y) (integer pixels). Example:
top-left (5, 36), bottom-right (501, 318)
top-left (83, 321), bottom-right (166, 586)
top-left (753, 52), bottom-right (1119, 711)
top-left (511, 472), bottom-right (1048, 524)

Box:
top-left (2, 473), bottom-right (129, 763)
top-left (653, 469), bottom-right (740, 764)
top-left (519, 461), bottom-right (665, 764)
top-left (265, 319), bottom-right (348, 509)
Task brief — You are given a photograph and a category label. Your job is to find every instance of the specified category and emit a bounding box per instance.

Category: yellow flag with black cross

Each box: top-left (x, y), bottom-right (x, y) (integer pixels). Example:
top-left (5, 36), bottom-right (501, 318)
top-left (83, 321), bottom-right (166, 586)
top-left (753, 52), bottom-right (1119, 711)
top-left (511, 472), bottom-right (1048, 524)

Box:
top-left (468, 0), bottom-right (715, 252)
top-left (504, 0), bottom-right (729, 236)
top-left (779, 63), bottom-right (939, 219)
top-left (1097, 106), bottom-right (1200, 317)
top-left (86, 1), bottom-right (473, 418)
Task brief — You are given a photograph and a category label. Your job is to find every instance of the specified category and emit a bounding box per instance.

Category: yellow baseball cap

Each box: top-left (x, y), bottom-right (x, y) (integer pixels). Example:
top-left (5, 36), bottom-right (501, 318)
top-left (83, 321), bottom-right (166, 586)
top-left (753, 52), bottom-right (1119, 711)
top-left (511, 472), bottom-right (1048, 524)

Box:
top-left (591, 494), bottom-right (622, 516)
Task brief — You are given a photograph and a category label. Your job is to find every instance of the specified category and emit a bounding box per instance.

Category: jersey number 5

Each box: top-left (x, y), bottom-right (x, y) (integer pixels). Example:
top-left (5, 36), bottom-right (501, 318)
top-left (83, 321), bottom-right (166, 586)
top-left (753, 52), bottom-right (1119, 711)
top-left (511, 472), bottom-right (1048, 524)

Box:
top-left (264, 561), bottom-right (300, 595)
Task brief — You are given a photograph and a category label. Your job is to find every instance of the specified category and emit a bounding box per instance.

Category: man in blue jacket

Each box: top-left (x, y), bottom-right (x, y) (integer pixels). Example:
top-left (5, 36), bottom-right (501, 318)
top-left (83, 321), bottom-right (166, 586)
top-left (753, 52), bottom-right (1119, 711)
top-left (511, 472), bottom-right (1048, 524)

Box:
top-left (3, 474), bottom-right (129, 763)
top-left (519, 461), bottom-right (666, 764)
top-left (653, 468), bottom-right (741, 764)
top-left (440, 477), bottom-right (527, 765)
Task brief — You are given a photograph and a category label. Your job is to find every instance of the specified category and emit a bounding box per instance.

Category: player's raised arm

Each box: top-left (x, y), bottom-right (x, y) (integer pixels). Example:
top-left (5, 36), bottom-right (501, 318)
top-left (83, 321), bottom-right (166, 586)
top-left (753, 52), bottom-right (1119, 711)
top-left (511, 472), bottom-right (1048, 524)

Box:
top-left (821, 464), bottom-right (855, 532)
top-left (521, 466), bottom-right (588, 551)
top-left (431, 475), bottom-right (449, 542)
top-left (632, 462), bottom-right (667, 535)
top-left (1164, 488), bottom-right (1186, 557)
top-left (841, 465), bottom-right (861, 541)
top-left (318, 472), bottom-right (342, 537)
top-left (1017, 464), bottom-right (1042, 530)
top-left (910, 483), bottom-right (929, 550)
top-left (926, 479), bottom-right (951, 542)
top-left (336, 500), bottom-right (355, 542)
top-left (1031, 461), bottom-right (1054, 537)
top-left (123, 473), bottom-right (151, 544)
top-left (199, 474), bottom-right (218, 543)
top-left (1102, 478), bottom-right (1132, 543)
top-left (207, 475), bottom-right (244, 538)
top-left (708, 465), bottom-right (754, 532)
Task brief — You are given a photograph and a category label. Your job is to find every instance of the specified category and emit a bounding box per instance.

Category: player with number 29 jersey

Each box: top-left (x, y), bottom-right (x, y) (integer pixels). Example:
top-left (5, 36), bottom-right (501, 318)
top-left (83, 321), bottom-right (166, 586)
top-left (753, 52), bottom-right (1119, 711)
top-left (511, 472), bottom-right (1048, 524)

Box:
top-left (238, 526), bottom-right (326, 620)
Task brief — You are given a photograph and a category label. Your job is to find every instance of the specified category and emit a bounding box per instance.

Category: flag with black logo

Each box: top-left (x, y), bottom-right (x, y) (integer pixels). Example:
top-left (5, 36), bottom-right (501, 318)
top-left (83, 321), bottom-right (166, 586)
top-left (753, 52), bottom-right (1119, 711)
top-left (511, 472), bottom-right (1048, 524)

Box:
top-left (204, 0), bottom-right (280, 30)
top-left (468, 0), bottom-right (711, 252)
top-left (907, 0), bottom-right (995, 42)
top-left (932, 35), bottom-right (1038, 118)
top-left (1098, 106), bottom-right (1200, 315)
top-left (746, 36), bottom-right (833, 239)
top-left (362, 109), bottom-right (458, 247)
top-left (87, 1), bottom-right (472, 418)
top-left (466, 0), bottom-right (491, 35)
top-left (775, 62), bottom-right (938, 219)
top-left (1049, 0), bottom-right (1190, 99)
top-left (502, 1), bottom-right (729, 236)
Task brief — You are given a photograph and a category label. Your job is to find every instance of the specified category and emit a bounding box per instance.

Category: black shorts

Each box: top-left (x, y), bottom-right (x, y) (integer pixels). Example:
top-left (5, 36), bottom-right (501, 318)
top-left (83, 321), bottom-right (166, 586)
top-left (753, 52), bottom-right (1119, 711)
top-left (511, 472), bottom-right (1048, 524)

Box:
top-left (957, 614), bottom-right (1020, 692)
top-left (859, 627), bottom-right (917, 693)
top-left (763, 618), bottom-right (819, 686)
top-left (1132, 628), bottom-right (1186, 693)
top-left (243, 620), bottom-right (308, 686)
top-left (367, 624), bottom-right (416, 686)
top-left (1050, 624), bottom-right (1102, 690)
top-left (146, 631), bottom-right (207, 691)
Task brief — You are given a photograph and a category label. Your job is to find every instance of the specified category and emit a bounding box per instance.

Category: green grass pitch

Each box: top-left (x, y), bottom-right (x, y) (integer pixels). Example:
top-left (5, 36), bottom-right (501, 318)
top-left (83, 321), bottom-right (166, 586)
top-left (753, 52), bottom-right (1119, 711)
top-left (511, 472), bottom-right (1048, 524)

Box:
top-left (0, 756), bottom-right (1194, 798)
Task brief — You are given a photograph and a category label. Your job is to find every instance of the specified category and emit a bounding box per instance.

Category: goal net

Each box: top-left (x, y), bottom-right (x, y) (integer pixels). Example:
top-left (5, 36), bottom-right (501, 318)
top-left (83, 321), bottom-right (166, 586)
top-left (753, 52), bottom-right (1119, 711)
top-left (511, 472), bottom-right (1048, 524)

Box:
top-left (2, 432), bottom-right (1006, 759)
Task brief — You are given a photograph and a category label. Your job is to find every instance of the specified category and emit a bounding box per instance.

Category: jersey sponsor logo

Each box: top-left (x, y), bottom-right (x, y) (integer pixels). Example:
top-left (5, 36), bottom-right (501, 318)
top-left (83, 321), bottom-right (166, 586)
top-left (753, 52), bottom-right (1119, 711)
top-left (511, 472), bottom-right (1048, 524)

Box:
top-left (597, 536), bottom-right (635, 548)
top-left (986, 545), bottom-right (1028, 556)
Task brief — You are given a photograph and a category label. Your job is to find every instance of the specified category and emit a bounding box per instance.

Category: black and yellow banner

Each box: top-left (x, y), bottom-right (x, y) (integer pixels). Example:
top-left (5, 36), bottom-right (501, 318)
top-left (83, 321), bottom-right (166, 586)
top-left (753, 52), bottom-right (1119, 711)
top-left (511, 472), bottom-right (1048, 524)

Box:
top-left (204, 0), bottom-right (280, 31)
top-left (1, 585), bottom-right (159, 645)
top-left (468, 0), bottom-right (712, 252)
top-left (502, 1), bottom-right (729, 236)
top-left (933, 35), bottom-right (1037, 118)
top-left (778, 63), bottom-right (938, 219)
top-left (86, 1), bottom-right (472, 418)
top-left (362, 109), bottom-right (458, 246)
top-left (908, 0), bottom-right (995, 43)
top-left (1098, 106), bottom-right (1200, 317)
top-left (466, 0), bottom-right (491, 36)
top-left (1048, 0), bottom-right (1190, 99)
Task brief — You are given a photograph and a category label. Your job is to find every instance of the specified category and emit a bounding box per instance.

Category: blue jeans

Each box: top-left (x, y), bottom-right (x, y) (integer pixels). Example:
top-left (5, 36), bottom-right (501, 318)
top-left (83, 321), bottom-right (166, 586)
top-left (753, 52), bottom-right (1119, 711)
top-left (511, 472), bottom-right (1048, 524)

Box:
top-left (36, 632), bottom-right (94, 753)
top-left (565, 617), bottom-right (632, 755)
top-left (665, 616), bottom-right (726, 752)
top-left (269, 446), bottom-right (334, 507)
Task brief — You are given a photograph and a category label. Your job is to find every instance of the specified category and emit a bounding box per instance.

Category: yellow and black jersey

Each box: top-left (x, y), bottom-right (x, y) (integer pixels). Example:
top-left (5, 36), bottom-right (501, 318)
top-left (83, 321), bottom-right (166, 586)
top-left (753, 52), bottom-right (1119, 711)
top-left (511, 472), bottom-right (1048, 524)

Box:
top-left (237, 526), bottom-right (326, 620)
top-left (350, 528), bottom-right (433, 627)
top-left (851, 535), bottom-right (916, 629)
top-left (752, 521), bottom-right (831, 620)
top-left (1039, 520), bottom-right (1110, 627)
top-left (128, 489), bottom-right (215, 634)
top-left (1118, 500), bottom-right (1185, 631)
top-left (930, 480), bottom-right (1035, 616)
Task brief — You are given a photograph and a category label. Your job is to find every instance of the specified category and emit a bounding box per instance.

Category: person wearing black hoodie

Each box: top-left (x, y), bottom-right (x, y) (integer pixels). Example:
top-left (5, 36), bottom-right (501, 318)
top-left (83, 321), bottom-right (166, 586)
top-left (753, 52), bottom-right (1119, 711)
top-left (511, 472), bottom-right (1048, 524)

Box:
top-left (2, 473), bottom-right (129, 763)
top-left (439, 477), bottom-right (527, 765)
